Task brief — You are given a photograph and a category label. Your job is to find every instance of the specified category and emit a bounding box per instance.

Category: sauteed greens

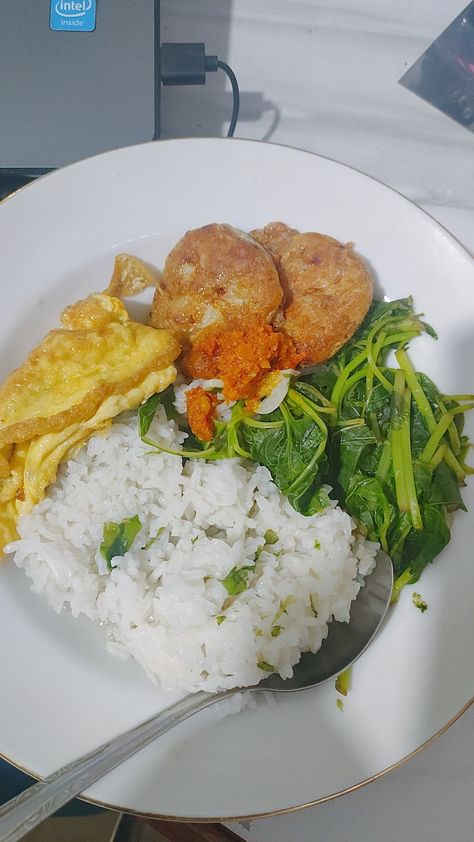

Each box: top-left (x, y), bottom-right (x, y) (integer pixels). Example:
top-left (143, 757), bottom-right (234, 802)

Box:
top-left (302, 298), bottom-right (473, 597)
top-left (139, 298), bottom-right (473, 598)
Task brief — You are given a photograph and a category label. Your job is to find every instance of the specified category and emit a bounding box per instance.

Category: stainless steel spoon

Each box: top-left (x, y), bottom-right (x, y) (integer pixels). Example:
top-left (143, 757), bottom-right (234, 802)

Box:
top-left (0, 550), bottom-right (393, 842)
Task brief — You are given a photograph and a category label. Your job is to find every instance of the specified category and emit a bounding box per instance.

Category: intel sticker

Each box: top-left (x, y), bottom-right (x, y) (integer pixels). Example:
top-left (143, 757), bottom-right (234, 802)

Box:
top-left (50, 0), bottom-right (97, 32)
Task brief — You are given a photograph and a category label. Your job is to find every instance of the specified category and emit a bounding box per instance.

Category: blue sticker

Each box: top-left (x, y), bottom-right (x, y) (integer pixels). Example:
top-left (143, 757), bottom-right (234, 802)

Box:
top-left (50, 0), bottom-right (97, 32)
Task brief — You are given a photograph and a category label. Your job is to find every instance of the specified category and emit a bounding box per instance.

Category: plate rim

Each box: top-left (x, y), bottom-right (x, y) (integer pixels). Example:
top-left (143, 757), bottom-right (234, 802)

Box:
top-left (0, 137), bottom-right (473, 822)
top-left (1, 136), bottom-right (473, 264)
top-left (1, 699), bottom-right (472, 822)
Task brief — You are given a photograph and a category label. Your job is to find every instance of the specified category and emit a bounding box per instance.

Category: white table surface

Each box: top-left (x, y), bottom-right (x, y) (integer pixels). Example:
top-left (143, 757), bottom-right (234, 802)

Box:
top-left (161, 1), bottom-right (474, 839)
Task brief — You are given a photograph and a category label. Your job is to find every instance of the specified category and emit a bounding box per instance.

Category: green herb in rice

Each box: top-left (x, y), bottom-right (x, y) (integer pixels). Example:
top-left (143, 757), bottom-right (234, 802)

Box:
top-left (100, 515), bottom-right (142, 569)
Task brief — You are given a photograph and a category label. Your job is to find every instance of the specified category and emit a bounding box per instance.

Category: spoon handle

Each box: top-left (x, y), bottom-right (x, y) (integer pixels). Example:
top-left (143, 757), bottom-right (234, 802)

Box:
top-left (0, 688), bottom-right (233, 842)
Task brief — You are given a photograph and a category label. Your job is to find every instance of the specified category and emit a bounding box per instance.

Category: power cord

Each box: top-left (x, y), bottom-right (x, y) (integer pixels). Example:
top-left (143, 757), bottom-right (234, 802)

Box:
top-left (161, 43), bottom-right (240, 137)
top-left (214, 60), bottom-right (240, 137)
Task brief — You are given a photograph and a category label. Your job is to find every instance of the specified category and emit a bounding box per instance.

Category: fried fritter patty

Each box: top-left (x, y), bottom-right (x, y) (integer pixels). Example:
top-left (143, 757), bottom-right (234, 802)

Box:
top-left (150, 224), bottom-right (283, 343)
top-left (249, 221), bottom-right (298, 254)
top-left (251, 223), bottom-right (373, 364)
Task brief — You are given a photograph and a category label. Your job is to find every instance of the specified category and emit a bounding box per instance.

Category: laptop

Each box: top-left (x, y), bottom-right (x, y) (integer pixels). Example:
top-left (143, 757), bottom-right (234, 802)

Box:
top-left (0, 0), bottom-right (160, 172)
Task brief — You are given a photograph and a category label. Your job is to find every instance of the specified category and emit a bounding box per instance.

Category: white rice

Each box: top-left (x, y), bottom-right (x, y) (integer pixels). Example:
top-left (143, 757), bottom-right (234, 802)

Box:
top-left (7, 409), bottom-right (377, 694)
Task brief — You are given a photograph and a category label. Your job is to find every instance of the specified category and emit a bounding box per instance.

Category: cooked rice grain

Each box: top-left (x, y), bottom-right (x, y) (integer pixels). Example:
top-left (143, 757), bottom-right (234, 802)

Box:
top-left (8, 409), bottom-right (377, 693)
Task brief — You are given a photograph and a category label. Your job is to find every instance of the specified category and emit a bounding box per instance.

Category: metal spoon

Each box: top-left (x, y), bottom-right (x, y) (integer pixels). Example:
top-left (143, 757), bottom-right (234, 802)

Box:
top-left (0, 550), bottom-right (392, 842)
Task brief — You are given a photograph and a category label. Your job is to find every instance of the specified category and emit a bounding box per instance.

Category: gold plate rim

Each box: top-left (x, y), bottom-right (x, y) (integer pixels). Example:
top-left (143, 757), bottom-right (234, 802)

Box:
top-left (1, 697), bottom-right (471, 823)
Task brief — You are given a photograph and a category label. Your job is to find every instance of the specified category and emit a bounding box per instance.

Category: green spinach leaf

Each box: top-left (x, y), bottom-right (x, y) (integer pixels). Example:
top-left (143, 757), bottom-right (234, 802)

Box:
top-left (338, 424), bottom-right (377, 490)
top-left (344, 473), bottom-right (394, 550)
top-left (138, 386), bottom-right (180, 438)
top-left (100, 515), bottom-right (142, 569)
top-left (398, 503), bottom-right (450, 582)
top-left (241, 399), bottom-right (328, 515)
top-left (428, 462), bottom-right (467, 512)
top-left (139, 393), bottom-right (163, 437)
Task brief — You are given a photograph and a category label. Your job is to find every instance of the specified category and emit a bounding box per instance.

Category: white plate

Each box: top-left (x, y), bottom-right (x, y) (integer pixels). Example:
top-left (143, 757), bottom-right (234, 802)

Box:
top-left (0, 139), bottom-right (473, 821)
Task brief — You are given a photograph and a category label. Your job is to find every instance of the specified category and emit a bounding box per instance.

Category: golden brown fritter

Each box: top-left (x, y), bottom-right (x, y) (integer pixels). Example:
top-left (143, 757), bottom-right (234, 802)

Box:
top-left (251, 223), bottom-right (373, 364)
top-left (150, 223), bottom-right (283, 343)
top-left (104, 254), bottom-right (158, 298)
top-left (250, 221), bottom-right (298, 254)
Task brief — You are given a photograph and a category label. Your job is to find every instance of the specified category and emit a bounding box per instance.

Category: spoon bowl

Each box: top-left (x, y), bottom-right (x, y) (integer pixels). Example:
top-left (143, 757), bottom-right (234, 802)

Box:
top-left (261, 548), bottom-right (393, 691)
top-left (0, 550), bottom-right (393, 842)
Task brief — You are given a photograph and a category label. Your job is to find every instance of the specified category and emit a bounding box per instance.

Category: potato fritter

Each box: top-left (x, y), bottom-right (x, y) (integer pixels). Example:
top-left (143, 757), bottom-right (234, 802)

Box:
top-left (150, 224), bottom-right (283, 343)
top-left (251, 223), bottom-right (373, 364)
top-left (249, 221), bottom-right (298, 254)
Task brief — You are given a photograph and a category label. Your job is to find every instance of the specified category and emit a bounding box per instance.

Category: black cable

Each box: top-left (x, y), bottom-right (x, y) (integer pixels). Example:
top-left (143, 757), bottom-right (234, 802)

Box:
top-left (161, 44), bottom-right (240, 138)
top-left (216, 59), bottom-right (240, 137)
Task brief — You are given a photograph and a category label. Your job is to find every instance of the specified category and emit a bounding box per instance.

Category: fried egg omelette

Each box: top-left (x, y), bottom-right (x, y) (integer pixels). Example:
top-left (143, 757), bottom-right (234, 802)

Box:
top-left (0, 294), bottom-right (180, 555)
